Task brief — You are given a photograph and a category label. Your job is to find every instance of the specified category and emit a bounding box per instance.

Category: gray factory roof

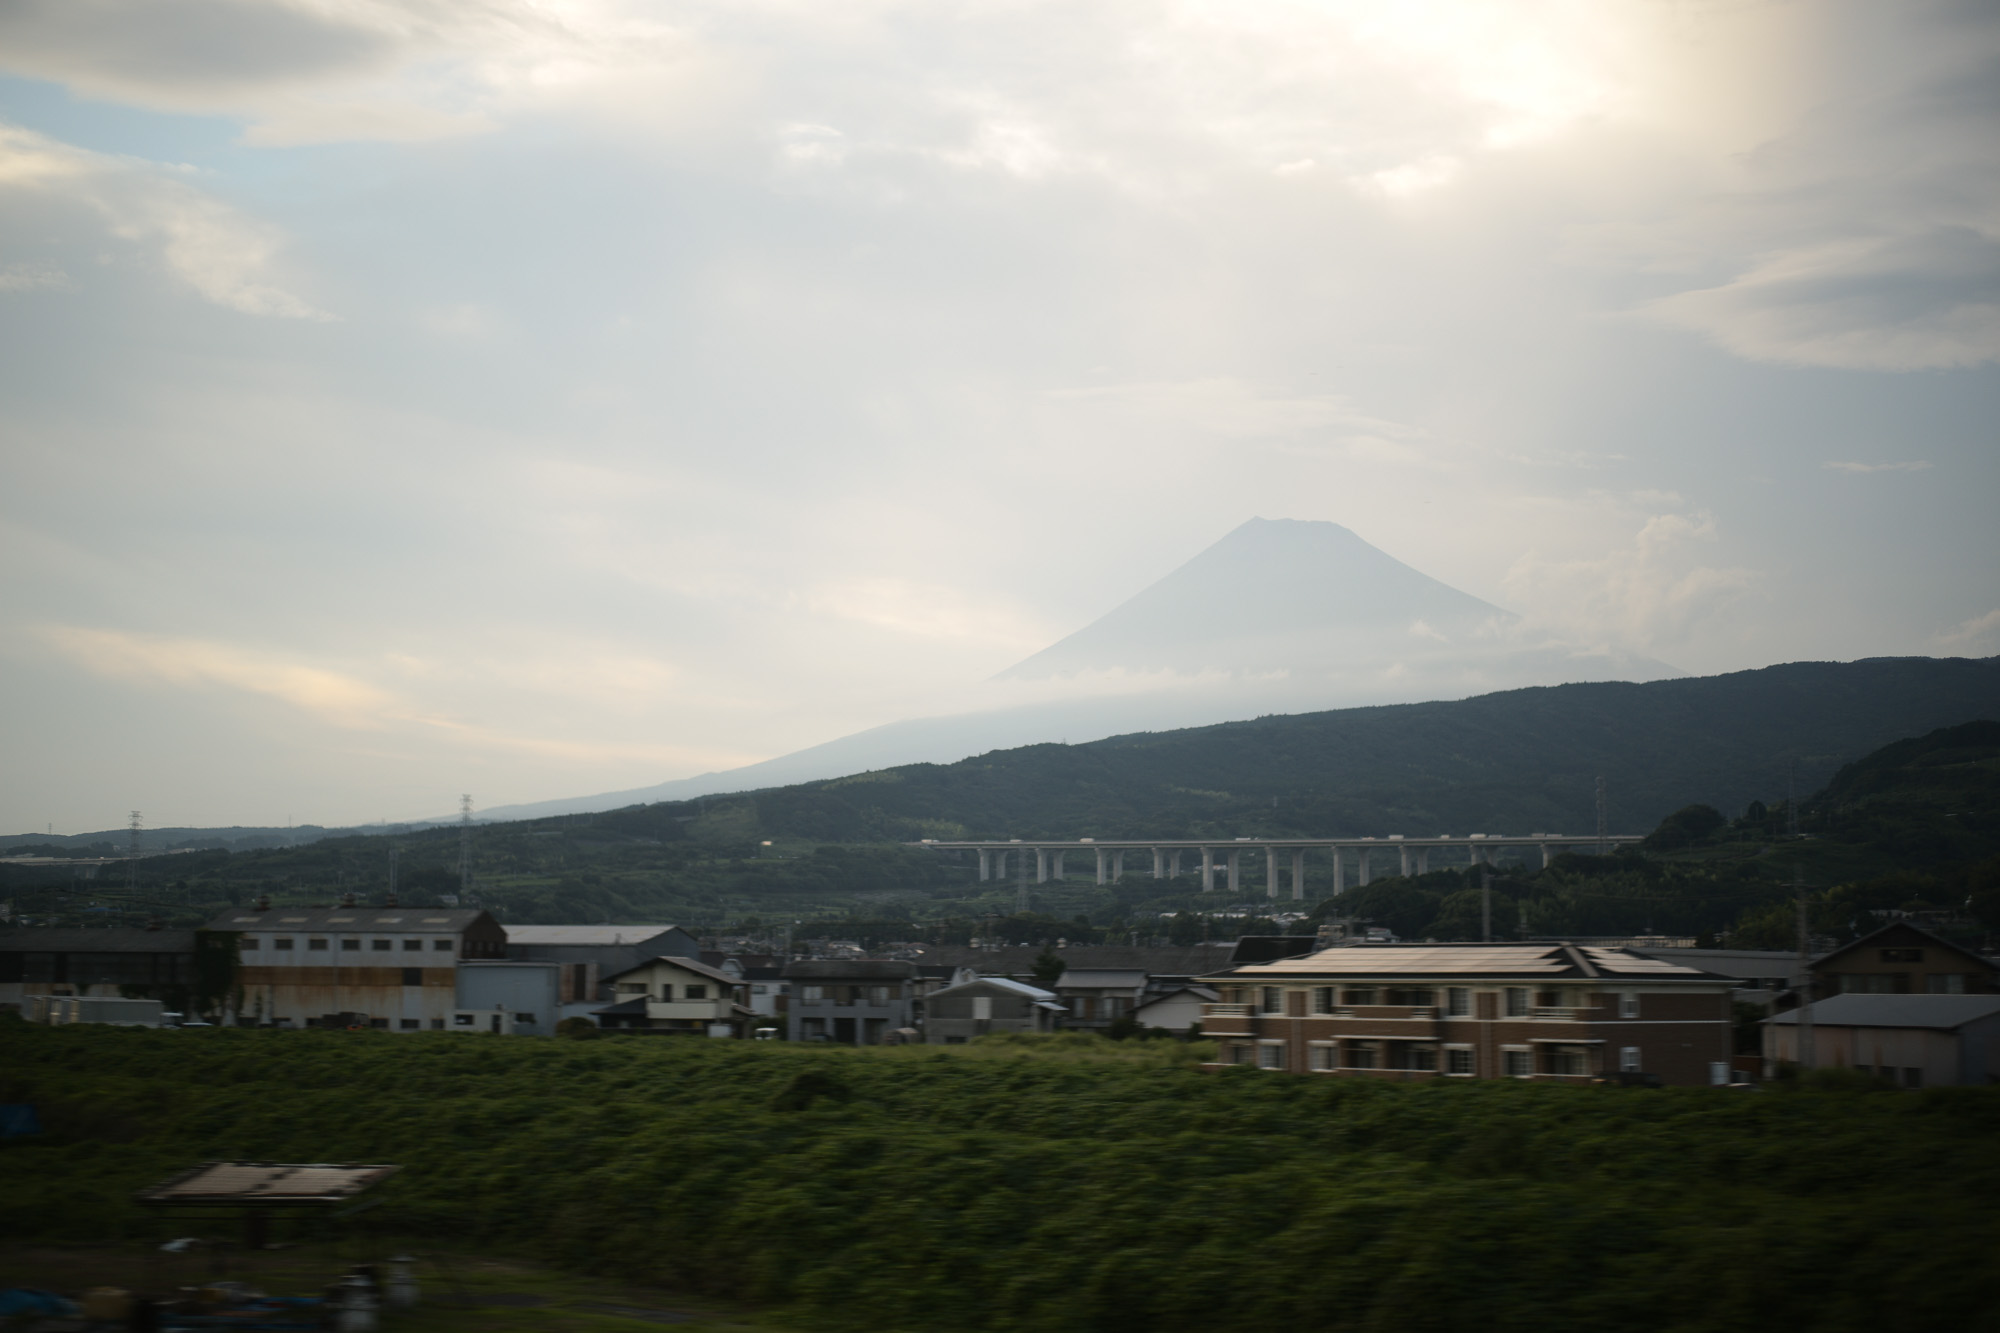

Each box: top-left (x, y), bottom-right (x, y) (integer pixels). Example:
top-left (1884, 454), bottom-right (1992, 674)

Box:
top-left (1056, 969), bottom-right (1151, 989)
top-left (1213, 943), bottom-right (1727, 982)
top-left (1767, 995), bottom-right (2000, 1030)
top-left (203, 907), bottom-right (492, 932)
top-left (501, 924), bottom-right (689, 946)
top-left (782, 959), bottom-right (918, 981)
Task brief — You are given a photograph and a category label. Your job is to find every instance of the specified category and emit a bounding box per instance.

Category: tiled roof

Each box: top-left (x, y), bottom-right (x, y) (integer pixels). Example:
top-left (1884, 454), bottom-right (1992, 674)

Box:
top-left (1213, 943), bottom-right (1726, 982)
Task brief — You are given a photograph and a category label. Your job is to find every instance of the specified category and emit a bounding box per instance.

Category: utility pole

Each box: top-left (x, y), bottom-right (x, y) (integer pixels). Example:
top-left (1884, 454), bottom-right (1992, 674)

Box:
top-left (387, 847), bottom-right (399, 904)
top-left (1481, 864), bottom-right (1492, 943)
top-left (1594, 776), bottom-right (1608, 856)
top-left (457, 795), bottom-right (474, 902)
top-left (1795, 868), bottom-right (1815, 1072)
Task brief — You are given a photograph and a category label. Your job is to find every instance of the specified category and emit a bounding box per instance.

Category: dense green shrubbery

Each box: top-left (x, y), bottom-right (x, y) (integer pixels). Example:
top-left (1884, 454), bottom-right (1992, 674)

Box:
top-left (4, 1024), bottom-right (1996, 1332)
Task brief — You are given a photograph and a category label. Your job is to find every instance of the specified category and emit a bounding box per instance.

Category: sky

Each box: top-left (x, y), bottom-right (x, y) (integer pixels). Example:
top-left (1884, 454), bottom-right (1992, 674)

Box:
top-left (1, 0), bottom-right (1995, 834)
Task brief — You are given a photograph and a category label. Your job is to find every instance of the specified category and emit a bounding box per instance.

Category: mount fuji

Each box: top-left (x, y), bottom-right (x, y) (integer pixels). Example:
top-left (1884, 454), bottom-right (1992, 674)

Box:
top-left (476, 519), bottom-right (1678, 821)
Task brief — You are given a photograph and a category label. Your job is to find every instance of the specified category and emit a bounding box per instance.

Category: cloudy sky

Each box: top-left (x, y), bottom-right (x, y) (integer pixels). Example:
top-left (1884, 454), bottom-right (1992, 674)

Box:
top-left (1, 0), bottom-right (1995, 833)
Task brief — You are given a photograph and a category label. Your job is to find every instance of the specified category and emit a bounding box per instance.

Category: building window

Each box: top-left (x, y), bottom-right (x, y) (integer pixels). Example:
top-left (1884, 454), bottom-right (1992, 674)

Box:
top-left (1503, 1050), bottom-right (1532, 1077)
top-left (1880, 948), bottom-right (1923, 963)
top-left (1619, 993), bottom-right (1640, 1019)
top-left (433, 939), bottom-right (453, 951)
top-left (1551, 1048), bottom-right (1588, 1076)
top-left (401, 968), bottom-right (422, 986)
top-left (1342, 987), bottom-right (1378, 1006)
top-left (1446, 1048), bottom-right (1475, 1076)
top-left (1408, 1046), bottom-right (1438, 1072)
top-left (1386, 988), bottom-right (1436, 1007)
top-left (1229, 1044), bottom-right (1253, 1065)
top-left (1312, 987), bottom-right (1335, 1014)
top-left (307, 938), bottom-right (328, 951)
top-left (1504, 988), bottom-right (1529, 1017)
top-left (369, 1018), bottom-right (389, 1029)
top-left (1258, 1044), bottom-right (1286, 1070)
top-left (515, 1014), bottom-right (535, 1025)
top-left (403, 939), bottom-right (423, 951)
top-left (1310, 1045), bottom-right (1338, 1071)
top-left (372, 940), bottom-right (392, 951)
top-left (801, 1018), bottom-right (826, 1040)
top-left (341, 939), bottom-right (360, 951)
top-left (1926, 974), bottom-right (1967, 994)
top-left (273, 938), bottom-right (293, 950)
top-left (869, 986), bottom-right (890, 1005)
top-left (454, 1014), bottom-right (475, 1026)
top-left (1445, 988), bottom-right (1469, 1017)
top-left (752, 984), bottom-right (768, 995)
top-left (241, 938), bottom-right (259, 951)
top-left (1260, 987), bottom-right (1283, 1014)
top-left (1345, 1043), bottom-right (1377, 1070)
top-left (684, 984), bottom-right (707, 1000)
top-left (801, 985), bottom-right (824, 1003)
top-left (1620, 1046), bottom-right (1641, 1072)
top-left (400, 1019), bottom-right (419, 1030)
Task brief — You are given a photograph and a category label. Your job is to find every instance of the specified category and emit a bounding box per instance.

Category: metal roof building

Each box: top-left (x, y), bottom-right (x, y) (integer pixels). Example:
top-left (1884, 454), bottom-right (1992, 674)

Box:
top-left (1765, 994), bottom-right (2000, 1087)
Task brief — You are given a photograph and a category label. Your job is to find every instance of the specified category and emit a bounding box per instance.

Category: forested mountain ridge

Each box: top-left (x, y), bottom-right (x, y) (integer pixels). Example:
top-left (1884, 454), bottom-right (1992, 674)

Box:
top-left (733, 656), bottom-right (2000, 843)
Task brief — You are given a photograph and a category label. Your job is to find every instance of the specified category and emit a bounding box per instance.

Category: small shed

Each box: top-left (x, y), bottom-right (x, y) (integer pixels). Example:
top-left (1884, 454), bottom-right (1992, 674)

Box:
top-left (924, 976), bottom-right (1062, 1043)
top-left (1131, 984), bottom-right (1219, 1034)
top-left (1764, 994), bottom-right (2000, 1087)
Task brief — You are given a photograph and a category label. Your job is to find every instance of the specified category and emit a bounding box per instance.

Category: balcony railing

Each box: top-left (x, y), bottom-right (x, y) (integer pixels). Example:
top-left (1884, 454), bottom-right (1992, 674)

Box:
top-left (1530, 1006), bottom-right (1588, 1020)
top-left (1202, 1003), bottom-right (1253, 1018)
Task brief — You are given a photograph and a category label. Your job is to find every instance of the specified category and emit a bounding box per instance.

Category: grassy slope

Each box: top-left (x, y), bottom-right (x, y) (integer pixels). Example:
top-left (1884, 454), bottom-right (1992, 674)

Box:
top-left (5, 1024), bottom-right (1996, 1333)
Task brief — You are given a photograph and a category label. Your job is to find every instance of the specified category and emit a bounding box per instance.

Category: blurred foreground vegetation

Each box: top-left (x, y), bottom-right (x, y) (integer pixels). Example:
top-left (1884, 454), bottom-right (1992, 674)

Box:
top-left (4, 1022), bottom-right (1997, 1332)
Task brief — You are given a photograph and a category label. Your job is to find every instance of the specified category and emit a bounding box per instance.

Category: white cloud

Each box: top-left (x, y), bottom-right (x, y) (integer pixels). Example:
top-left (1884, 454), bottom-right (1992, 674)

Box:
top-left (1935, 609), bottom-right (2000, 655)
top-left (0, 123), bottom-right (332, 318)
top-left (0, 261), bottom-right (69, 291)
top-left (1824, 460), bottom-right (1933, 474)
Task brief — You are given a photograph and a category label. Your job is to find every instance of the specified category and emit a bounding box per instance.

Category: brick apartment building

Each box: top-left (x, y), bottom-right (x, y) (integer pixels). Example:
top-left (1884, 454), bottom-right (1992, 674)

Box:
top-left (1199, 943), bottom-right (1734, 1086)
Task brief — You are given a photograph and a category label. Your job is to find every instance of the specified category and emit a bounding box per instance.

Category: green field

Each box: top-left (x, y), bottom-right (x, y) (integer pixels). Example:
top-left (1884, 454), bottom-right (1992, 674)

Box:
top-left (5, 1022), bottom-right (1996, 1332)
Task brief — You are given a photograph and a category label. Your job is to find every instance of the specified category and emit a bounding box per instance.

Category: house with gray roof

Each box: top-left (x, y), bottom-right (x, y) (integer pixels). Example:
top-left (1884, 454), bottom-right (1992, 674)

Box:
top-left (782, 959), bottom-right (916, 1045)
top-left (1764, 994), bottom-right (2000, 1087)
top-left (504, 924), bottom-right (699, 1022)
top-left (924, 975), bottom-right (1063, 1043)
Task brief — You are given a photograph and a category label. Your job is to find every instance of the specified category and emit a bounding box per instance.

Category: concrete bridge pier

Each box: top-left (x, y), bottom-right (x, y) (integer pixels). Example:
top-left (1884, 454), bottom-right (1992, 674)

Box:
top-left (1417, 848), bottom-right (1430, 875)
top-left (1357, 848), bottom-right (1372, 887)
top-left (1540, 841), bottom-right (1558, 869)
top-left (1227, 850), bottom-right (1241, 895)
top-left (1035, 848), bottom-right (1049, 883)
top-left (1151, 847), bottom-right (1165, 879)
top-left (1265, 846), bottom-right (1280, 899)
top-left (1398, 843), bottom-right (1412, 877)
top-left (1328, 847), bottom-right (1343, 895)
top-left (978, 849), bottom-right (992, 882)
top-left (1200, 846), bottom-right (1215, 891)
top-left (1113, 850), bottom-right (1125, 882)
top-left (1170, 849), bottom-right (1184, 879)
top-left (1053, 851), bottom-right (1066, 880)
top-left (1292, 848), bottom-right (1306, 900)
top-left (1096, 847), bottom-right (1110, 885)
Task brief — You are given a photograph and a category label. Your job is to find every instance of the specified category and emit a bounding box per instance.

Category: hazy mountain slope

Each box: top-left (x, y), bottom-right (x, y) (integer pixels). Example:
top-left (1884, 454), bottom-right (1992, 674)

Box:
top-left (480, 518), bottom-right (1680, 822)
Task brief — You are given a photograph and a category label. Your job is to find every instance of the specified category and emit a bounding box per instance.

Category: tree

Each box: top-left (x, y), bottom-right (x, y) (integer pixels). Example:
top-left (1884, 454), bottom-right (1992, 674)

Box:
top-left (1031, 947), bottom-right (1066, 990)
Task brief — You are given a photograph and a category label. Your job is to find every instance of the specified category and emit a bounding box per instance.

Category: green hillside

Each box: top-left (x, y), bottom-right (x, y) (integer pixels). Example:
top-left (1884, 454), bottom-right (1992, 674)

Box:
top-left (3, 1024), bottom-right (1996, 1333)
top-left (6, 658), bottom-right (1996, 944)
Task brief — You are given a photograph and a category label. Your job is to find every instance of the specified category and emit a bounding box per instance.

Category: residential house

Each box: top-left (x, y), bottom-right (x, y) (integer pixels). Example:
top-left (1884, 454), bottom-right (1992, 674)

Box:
top-left (209, 904), bottom-right (507, 1030)
top-left (504, 924), bottom-right (700, 1023)
top-left (1199, 943), bottom-right (1734, 1085)
top-left (1056, 968), bottom-right (1149, 1032)
top-left (924, 976), bottom-right (1063, 1043)
top-left (1131, 984), bottom-right (1219, 1034)
top-left (1764, 994), bottom-right (2000, 1086)
top-left (709, 954), bottom-right (789, 1029)
top-left (594, 955), bottom-right (751, 1035)
top-left (1807, 922), bottom-right (1998, 998)
top-left (783, 960), bottom-right (917, 1045)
